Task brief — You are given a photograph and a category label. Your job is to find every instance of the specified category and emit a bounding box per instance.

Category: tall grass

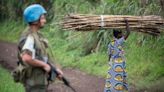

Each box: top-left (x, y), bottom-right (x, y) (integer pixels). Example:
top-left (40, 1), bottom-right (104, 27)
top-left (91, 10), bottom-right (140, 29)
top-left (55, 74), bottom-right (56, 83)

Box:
top-left (0, 67), bottom-right (24, 92)
top-left (126, 33), bottom-right (164, 89)
top-left (0, 0), bottom-right (163, 91)
top-left (0, 20), bottom-right (25, 42)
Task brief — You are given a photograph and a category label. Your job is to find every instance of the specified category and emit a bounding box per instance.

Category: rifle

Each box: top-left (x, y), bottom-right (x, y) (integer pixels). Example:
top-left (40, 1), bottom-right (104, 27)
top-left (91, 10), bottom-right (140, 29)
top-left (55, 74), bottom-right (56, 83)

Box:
top-left (47, 62), bottom-right (76, 92)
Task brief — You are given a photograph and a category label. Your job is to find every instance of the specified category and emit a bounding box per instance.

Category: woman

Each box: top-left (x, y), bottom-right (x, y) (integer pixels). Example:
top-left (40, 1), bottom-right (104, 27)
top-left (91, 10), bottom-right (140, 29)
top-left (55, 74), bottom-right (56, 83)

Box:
top-left (104, 19), bottom-right (130, 92)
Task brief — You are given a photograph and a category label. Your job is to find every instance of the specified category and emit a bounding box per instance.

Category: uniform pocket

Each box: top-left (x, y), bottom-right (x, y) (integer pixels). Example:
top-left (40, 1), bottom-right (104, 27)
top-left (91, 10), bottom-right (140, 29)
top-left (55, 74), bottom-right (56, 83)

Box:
top-left (12, 64), bottom-right (27, 83)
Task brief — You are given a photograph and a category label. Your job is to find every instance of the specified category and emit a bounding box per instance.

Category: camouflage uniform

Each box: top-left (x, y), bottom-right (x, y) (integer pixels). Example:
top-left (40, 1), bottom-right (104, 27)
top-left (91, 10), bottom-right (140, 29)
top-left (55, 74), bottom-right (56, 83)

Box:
top-left (19, 28), bottom-right (49, 92)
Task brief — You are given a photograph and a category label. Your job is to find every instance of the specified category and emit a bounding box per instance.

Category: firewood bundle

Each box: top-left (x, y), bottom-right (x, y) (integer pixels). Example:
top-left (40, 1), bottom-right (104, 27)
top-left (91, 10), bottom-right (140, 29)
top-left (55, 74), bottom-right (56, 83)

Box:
top-left (61, 14), bottom-right (164, 35)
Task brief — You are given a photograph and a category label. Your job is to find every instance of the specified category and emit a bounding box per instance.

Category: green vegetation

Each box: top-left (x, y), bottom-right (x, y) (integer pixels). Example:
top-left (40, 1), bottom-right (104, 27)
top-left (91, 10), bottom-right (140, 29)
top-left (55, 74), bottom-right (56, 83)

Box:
top-left (0, 0), bottom-right (164, 91)
top-left (126, 33), bottom-right (164, 89)
top-left (46, 25), bottom-right (164, 90)
top-left (0, 20), bottom-right (24, 42)
top-left (0, 66), bottom-right (24, 92)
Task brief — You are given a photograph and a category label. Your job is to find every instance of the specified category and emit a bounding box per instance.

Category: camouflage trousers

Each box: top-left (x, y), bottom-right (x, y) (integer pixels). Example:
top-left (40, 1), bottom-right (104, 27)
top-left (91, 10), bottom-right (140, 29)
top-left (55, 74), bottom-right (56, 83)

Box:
top-left (23, 68), bottom-right (48, 92)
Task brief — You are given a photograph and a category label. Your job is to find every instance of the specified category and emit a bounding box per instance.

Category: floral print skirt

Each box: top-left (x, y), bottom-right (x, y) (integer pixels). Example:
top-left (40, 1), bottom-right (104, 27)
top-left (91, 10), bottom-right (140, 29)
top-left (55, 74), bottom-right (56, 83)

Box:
top-left (104, 56), bottom-right (128, 92)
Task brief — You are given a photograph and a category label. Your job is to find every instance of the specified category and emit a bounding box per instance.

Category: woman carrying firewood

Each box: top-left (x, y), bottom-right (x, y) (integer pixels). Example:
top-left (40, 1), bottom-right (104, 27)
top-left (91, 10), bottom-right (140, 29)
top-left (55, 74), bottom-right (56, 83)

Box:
top-left (104, 19), bottom-right (130, 92)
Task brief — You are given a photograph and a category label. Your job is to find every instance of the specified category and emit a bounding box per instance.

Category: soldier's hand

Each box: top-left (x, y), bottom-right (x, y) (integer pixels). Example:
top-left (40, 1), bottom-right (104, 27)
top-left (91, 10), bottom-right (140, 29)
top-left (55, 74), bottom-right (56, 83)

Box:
top-left (43, 64), bottom-right (51, 73)
top-left (56, 68), bottom-right (64, 80)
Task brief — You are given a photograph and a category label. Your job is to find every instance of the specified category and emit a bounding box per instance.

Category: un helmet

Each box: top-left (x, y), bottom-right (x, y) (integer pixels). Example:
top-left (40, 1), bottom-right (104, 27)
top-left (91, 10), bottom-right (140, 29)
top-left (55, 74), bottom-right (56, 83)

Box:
top-left (23, 4), bottom-right (47, 23)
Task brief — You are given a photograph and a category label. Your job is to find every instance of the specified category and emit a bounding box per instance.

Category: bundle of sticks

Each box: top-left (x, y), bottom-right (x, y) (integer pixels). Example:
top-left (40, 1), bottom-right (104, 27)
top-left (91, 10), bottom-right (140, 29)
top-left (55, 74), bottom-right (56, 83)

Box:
top-left (61, 14), bottom-right (164, 35)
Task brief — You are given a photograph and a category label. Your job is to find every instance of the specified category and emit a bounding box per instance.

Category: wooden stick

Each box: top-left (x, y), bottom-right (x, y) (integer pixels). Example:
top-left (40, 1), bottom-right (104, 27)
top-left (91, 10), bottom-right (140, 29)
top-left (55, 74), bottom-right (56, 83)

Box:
top-left (61, 14), bottom-right (164, 35)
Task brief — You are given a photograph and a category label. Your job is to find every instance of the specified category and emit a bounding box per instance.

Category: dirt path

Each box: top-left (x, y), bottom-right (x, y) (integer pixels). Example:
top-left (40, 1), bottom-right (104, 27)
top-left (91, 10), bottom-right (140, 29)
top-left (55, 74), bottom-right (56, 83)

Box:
top-left (0, 41), bottom-right (105, 92)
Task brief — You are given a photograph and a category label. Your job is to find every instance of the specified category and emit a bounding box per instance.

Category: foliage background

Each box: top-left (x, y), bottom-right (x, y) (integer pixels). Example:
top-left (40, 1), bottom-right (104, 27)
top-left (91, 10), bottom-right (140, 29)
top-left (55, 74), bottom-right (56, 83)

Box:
top-left (0, 0), bottom-right (164, 91)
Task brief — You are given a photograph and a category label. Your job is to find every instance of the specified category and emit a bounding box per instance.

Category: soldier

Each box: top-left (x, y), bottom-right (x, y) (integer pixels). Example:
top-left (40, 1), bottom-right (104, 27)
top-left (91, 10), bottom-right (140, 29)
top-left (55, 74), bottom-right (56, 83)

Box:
top-left (18, 4), bottom-right (63, 92)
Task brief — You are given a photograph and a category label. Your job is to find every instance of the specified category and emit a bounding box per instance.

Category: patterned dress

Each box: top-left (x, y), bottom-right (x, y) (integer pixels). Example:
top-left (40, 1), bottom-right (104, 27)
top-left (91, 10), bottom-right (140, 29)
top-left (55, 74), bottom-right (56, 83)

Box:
top-left (104, 37), bottom-right (128, 92)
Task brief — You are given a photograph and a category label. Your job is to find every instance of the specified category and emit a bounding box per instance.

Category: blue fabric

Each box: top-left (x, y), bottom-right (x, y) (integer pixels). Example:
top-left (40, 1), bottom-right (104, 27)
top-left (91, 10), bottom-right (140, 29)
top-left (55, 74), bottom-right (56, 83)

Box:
top-left (108, 37), bottom-right (125, 59)
top-left (23, 4), bottom-right (47, 23)
top-left (104, 37), bottom-right (128, 92)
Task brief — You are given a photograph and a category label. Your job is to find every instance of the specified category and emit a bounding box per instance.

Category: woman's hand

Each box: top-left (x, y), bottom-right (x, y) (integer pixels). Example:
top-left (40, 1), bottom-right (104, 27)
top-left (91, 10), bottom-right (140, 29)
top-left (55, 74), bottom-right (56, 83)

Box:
top-left (124, 18), bottom-right (130, 40)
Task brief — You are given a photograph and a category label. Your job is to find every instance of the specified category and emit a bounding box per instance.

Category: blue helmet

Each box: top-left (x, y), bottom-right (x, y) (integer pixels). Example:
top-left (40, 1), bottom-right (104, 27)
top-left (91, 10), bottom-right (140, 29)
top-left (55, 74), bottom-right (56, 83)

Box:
top-left (23, 4), bottom-right (47, 23)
